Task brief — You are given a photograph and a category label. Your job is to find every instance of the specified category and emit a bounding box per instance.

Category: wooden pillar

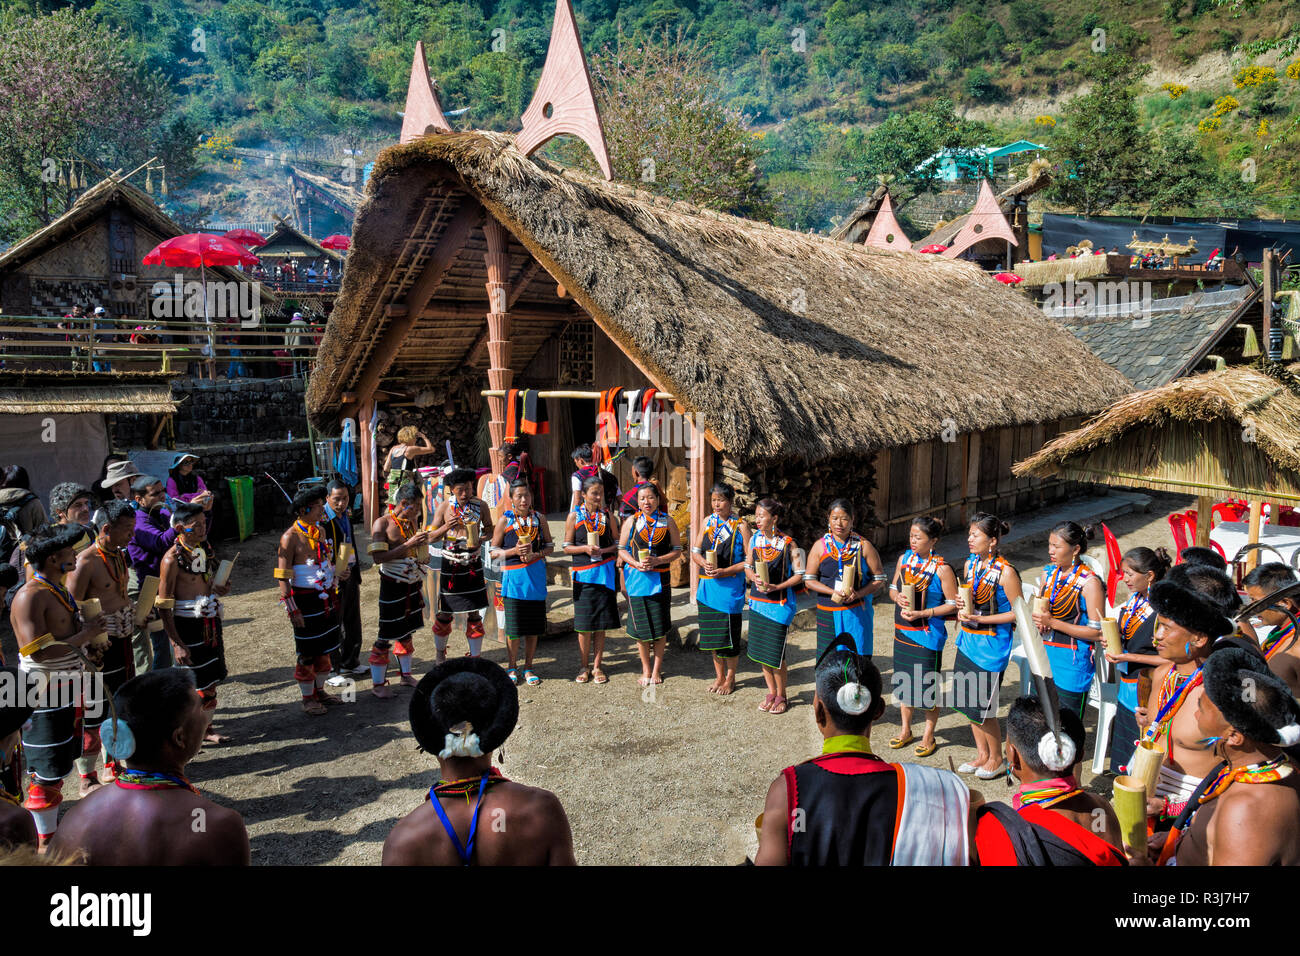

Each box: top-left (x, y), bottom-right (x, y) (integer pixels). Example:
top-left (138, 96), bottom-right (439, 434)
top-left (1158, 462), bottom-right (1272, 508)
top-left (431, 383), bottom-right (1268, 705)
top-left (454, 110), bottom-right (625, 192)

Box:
top-left (484, 219), bottom-right (512, 475)
top-left (1195, 495), bottom-right (1212, 547)
top-left (1246, 498), bottom-right (1264, 572)
top-left (1263, 248), bottom-right (1274, 359)
top-left (358, 400), bottom-right (379, 528)
top-left (688, 422), bottom-right (713, 595)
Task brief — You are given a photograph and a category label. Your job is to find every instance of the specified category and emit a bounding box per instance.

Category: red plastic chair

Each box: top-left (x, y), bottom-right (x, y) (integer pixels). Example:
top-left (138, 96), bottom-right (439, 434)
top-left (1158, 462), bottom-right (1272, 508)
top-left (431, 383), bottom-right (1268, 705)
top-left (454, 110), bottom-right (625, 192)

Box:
top-left (1183, 509), bottom-right (1198, 543)
top-left (1211, 502), bottom-right (1243, 525)
top-left (1100, 522), bottom-right (1123, 607)
top-left (1168, 513), bottom-right (1191, 561)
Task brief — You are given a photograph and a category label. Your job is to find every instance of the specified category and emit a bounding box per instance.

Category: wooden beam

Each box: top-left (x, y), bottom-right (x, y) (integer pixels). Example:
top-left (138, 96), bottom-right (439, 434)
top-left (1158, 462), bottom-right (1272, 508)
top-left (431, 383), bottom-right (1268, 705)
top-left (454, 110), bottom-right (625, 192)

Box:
top-left (1196, 495), bottom-right (1212, 547)
top-left (352, 200), bottom-right (482, 411)
top-left (1263, 248), bottom-right (1275, 359)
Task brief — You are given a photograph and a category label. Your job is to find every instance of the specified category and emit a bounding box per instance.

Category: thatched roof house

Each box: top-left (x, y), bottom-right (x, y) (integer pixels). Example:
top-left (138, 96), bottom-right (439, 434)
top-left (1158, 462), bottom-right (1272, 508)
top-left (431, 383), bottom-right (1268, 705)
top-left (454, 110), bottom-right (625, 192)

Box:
top-left (309, 131), bottom-right (1129, 544)
top-left (1014, 362), bottom-right (1300, 503)
top-left (257, 218), bottom-right (343, 264)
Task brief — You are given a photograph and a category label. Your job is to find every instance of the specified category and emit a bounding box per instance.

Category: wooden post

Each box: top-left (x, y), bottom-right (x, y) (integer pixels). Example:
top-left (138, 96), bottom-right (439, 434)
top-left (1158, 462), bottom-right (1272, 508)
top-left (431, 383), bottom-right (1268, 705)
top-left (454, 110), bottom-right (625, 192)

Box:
top-left (1195, 495), bottom-right (1212, 547)
top-left (358, 400), bottom-right (379, 528)
top-left (484, 219), bottom-right (512, 476)
top-left (1247, 498), bottom-right (1264, 572)
top-left (688, 421), bottom-right (713, 595)
top-left (1263, 248), bottom-right (1274, 359)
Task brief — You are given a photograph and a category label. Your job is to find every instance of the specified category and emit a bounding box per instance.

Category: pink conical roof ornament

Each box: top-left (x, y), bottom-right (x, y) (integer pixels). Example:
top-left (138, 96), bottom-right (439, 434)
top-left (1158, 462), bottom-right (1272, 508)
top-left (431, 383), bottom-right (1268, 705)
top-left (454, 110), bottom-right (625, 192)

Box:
top-left (400, 41), bottom-right (452, 143)
top-left (942, 179), bottom-right (1017, 259)
top-left (863, 192), bottom-right (911, 252)
top-left (515, 0), bottom-right (613, 180)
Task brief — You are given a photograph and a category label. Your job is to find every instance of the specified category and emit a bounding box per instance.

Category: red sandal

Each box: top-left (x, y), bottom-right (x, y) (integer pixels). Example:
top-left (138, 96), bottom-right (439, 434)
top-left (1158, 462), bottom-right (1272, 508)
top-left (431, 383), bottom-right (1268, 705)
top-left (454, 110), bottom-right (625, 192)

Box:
top-left (768, 695), bottom-right (789, 715)
top-left (758, 693), bottom-right (775, 712)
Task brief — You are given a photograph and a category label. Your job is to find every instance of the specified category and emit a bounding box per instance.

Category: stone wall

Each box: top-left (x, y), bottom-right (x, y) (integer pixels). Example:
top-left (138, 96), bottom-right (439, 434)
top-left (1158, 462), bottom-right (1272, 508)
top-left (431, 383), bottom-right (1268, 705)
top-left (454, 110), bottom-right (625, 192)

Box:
top-left (110, 376), bottom-right (309, 448)
top-left (191, 438), bottom-right (315, 540)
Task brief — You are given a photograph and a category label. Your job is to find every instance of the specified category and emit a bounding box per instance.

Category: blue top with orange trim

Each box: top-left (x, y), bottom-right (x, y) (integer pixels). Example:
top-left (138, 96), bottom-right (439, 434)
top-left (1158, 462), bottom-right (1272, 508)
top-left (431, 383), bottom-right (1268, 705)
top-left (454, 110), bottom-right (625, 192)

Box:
top-left (815, 533), bottom-right (874, 617)
top-left (955, 553), bottom-right (1015, 671)
top-left (894, 549), bottom-right (949, 653)
top-left (1040, 561), bottom-right (1097, 694)
top-left (1116, 592), bottom-right (1157, 712)
top-left (500, 510), bottom-right (547, 602)
top-left (624, 511), bottom-right (672, 598)
top-left (748, 531), bottom-right (796, 626)
top-left (696, 513), bottom-right (746, 614)
top-left (571, 506), bottom-right (616, 591)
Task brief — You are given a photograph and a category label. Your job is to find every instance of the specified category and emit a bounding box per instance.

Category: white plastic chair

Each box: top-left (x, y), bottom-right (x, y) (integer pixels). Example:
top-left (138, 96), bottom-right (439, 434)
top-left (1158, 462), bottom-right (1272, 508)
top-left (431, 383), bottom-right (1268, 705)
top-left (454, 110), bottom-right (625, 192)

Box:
top-left (1011, 583), bottom-right (1035, 696)
top-left (1089, 670), bottom-right (1120, 774)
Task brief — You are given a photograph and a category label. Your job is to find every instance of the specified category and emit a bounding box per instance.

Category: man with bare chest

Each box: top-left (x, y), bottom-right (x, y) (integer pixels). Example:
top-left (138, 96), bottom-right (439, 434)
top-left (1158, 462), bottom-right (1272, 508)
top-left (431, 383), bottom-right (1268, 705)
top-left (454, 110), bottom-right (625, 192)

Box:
top-left (1151, 646), bottom-right (1300, 865)
top-left (159, 501), bottom-right (230, 743)
top-left (9, 523), bottom-right (106, 845)
top-left (367, 481), bottom-right (429, 699)
top-left (382, 657), bottom-right (575, 865)
top-left (48, 668), bottom-right (249, 865)
top-left (1138, 574), bottom-right (1237, 829)
top-left (67, 501), bottom-right (140, 784)
top-left (277, 486), bottom-right (346, 715)
top-left (1242, 563), bottom-right (1300, 694)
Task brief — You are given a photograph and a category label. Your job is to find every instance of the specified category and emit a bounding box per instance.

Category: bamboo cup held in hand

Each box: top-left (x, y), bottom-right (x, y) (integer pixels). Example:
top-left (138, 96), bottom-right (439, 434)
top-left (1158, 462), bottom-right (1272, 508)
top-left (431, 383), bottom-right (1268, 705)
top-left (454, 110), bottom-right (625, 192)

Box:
top-left (80, 598), bottom-right (108, 645)
top-left (838, 561), bottom-right (857, 598)
top-left (1101, 618), bottom-right (1122, 657)
top-left (638, 548), bottom-right (651, 566)
top-left (1129, 740), bottom-right (1165, 796)
top-left (755, 559), bottom-right (770, 585)
top-left (465, 520), bottom-right (480, 549)
top-left (1112, 776), bottom-right (1148, 855)
top-left (332, 545), bottom-right (351, 577)
top-left (901, 582), bottom-right (916, 610)
top-left (215, 552), bottom-right (239, 588)
top-left (960, 584), bottom-right (974, 615)
top-left (134, 575), bottom-right (160, 627)
top-left (704, 548), bottom-right (717, 569)
top-left (1034, 596), bottom-right (1049, 616)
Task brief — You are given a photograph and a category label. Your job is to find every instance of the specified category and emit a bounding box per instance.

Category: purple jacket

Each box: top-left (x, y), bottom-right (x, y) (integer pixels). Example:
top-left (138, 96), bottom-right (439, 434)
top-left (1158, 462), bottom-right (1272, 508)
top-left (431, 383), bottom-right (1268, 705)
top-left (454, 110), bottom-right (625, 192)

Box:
top-left (128, 506), bottom-right (177, 578)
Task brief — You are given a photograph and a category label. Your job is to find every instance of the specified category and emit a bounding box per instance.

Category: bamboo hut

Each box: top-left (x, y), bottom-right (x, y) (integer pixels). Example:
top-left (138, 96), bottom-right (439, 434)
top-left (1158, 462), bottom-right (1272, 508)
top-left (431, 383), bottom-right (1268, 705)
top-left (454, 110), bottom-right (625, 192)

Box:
top-left (1014, 362), bottom-right (1300, 549)
top-left (307, 130), bottom-right (1129, 556)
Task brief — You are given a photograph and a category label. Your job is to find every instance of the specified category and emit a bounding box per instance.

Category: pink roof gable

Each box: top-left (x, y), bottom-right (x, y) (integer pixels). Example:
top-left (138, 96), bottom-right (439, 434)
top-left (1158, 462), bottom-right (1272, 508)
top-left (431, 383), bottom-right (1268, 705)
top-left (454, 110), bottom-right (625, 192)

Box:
top-left (862, 192), bottom-right (912, 252)
top-left (400, 41), bottom-right (452, 143)
top-left (942, 179), bottom-right (1017, 259)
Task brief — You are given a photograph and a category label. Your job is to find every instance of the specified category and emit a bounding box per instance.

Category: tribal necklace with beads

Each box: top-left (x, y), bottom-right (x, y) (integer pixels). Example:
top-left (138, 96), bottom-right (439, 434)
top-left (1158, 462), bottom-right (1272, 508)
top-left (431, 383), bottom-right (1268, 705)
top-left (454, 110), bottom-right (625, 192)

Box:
top-left (388, 509), bottom-right (415, 542)
top-left (506, 509), bottom-right (540, 545)
top-left (115, 767), bottom-right (199, 794)
top-left (1264, 620), bottom-right (1297, 661)
top-left (1119, 593), bottom-right (1152, 641)
top-left (294, 519), bottom-right (327, 560)
top-left (1198, 754), bottom-right (1292, 802)
top-left (1046, 561), bottom-right (1088, 617)
top-left (175, 538), bottom-right (210, 578)
top-left (635, 511), bottom-right (667, 547)
top-left (575, 504), bottom-right (606, 537)
top-left (430, 767), bottom-right (507, 804)
top-left (704, 512), bottom-right (736, 549)
top-left (823, 532), bottom-right (859, 578)
top-left (903, 550), bottom-right (940, 587)
top-left (1014, 776), bottom-right (1082, 810)
top-left (1142, 663), bottom-right (1204, 745)
top-left (96, 544), bottom-right (128, 599)
top-left (33, 571), bottom-right (78, 617)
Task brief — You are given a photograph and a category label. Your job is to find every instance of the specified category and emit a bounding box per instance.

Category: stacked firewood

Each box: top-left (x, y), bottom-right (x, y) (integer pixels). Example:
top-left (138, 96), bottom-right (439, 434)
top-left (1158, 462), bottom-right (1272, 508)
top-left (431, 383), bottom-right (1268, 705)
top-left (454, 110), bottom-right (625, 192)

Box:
top-left (374, 377), bottom-right (487, 469)
top-left (716, 454), bottom-right (879, 546)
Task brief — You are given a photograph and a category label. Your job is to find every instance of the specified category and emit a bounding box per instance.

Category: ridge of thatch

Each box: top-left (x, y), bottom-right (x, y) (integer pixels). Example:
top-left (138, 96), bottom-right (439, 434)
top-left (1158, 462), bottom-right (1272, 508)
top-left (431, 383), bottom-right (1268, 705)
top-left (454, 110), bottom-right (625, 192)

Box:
top-left (259, 217), bottom-right (342, 262)
top-left (0, 384), bottom-right (176, 415)
top-left (310, 131), bottom-right (1130, 464)
top-left (1014, 362), bottom-right (1300, 500)
top-left (1013, 253), bottom-right (1113, 287)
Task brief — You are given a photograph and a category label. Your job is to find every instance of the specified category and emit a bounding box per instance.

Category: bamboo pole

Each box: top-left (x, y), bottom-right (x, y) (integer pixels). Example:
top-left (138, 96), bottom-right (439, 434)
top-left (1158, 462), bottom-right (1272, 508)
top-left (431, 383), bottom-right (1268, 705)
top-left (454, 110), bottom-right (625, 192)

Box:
top-left (1247, 499), bottom-right (1264, 572)
top-left (481, 389), bottom-right (675, 401)
top-left (1195, 495), bottom-right (1212, 547)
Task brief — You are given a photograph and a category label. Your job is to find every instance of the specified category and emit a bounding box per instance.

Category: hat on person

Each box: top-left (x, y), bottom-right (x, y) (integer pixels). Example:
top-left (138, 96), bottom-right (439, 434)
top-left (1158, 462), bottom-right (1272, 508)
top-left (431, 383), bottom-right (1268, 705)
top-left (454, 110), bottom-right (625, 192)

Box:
top-left (292, 312), bottom-right (304, 320)
top-left (1149, 578), bottom-right (1235, 638)
top-left (92, 306), bottom-right (106, 316)
top-left (410, 658), bottom-right (518, 759)
top-left (99, 459), bottom-right (142, 490)
top-left (1203, 646), bottom-right (1300, 747)
top-left (171, 452), bottom-right (199, 468)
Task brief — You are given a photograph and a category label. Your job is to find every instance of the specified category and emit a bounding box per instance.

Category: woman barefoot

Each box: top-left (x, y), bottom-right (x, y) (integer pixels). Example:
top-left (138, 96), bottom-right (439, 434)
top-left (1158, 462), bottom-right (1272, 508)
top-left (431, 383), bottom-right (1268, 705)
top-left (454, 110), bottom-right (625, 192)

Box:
top-left (744, 499), bottom-right (803, 715)
top-left (618, 484), bottom-right (681, 686)
top-left (888, 516), bottom-right (958, 757)
top-left (953, 513), bottom-right (1022, 780)
top-left (691, 483), bottom-right (750, 696)
top-left (563, 476), bottom-right (620, 684)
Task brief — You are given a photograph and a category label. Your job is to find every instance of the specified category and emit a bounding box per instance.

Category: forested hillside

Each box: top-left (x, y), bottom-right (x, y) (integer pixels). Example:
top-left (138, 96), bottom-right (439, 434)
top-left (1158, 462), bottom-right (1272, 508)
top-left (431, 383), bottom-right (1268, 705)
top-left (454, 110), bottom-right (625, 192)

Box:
top-left (2, 0), bottom-right (1299, 239)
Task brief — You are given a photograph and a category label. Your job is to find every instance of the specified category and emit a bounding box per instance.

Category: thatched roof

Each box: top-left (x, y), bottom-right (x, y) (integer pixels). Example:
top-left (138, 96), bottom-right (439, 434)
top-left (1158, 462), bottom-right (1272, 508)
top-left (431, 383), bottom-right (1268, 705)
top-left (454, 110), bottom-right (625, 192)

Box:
top-left (0, 383), bottom-right (176, 415)
top-left (309, 131), bottom-right (1130, 464)
top-left (0, 174), bottom-right (272, 296)
top-left (1014, 362), bottom-right (1300, 501)
top-left (1013, 253), bottom-right (1113, 287)
top-left (258, 217), bottom-right (342, 262)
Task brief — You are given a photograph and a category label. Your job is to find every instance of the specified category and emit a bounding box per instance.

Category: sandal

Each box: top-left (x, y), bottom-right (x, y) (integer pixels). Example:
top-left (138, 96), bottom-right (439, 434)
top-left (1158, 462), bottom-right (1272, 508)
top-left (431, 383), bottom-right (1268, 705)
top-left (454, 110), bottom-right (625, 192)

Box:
top-left (575, 668), bottom-right (591, 684)
top-left (525, 670), bottom-right (541, 686)
top-left (768, 695), bottom-right (789, 715)
top-left (914, 740), bottom-right (938, 758)
top-left (758, 693), bottom-right (775, 712)
top-left (302, 698), bottom-right (327, 716)
top-left (888, 733), bottom-right (915, 749)
top-left (593, 667), bottom-right (608, 684)
top-left (507, 668), bottom-right (520, 685)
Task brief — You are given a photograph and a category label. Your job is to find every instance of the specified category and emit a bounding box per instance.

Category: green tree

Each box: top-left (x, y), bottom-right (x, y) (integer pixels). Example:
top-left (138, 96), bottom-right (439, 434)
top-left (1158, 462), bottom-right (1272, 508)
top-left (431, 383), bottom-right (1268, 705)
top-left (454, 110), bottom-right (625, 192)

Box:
top-left (1046, 54), bottom-right (1150, 214)
top-left (558, 29), bottom-right (770, 219)
top-left (853, 97), bottom-right (993, 191)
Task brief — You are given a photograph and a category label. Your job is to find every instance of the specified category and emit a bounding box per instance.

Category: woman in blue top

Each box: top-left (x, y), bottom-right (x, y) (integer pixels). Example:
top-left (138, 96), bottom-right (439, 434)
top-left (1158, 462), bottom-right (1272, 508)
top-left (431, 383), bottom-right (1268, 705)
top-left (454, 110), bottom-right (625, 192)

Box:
top-left (1100, 546), bottom-right (1169, 775)
top-left (490, 480), bottom-right (553, 687)
top-left (803, 499), bottom-right (884, 660)
top-left (1030, 521), bottom-right (1104, 720)
top-left (744, 498), bottom-right (804, 716)
top-left (690, 482), bottom-right (750, 697)
top-left (618, 483), bottom-right (682, 688)
top-left (953, 512), bottom-right (1022, 780)
top-left (887, 515), bottom-right (959, 758)
top-left (562, 476), bottom-right (620, 685)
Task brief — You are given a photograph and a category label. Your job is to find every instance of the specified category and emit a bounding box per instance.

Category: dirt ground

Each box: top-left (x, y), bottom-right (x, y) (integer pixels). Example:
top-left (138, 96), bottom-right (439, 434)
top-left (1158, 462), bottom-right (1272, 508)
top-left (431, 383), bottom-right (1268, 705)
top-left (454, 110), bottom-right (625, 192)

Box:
top-left (61, 492), bottom-right (1195, 865)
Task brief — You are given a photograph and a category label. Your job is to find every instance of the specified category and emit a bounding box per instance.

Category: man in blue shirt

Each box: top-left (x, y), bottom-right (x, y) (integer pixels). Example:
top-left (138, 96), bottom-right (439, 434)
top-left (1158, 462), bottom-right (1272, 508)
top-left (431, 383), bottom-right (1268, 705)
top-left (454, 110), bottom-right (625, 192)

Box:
top-left (324, 480), bottom-right (365, 682)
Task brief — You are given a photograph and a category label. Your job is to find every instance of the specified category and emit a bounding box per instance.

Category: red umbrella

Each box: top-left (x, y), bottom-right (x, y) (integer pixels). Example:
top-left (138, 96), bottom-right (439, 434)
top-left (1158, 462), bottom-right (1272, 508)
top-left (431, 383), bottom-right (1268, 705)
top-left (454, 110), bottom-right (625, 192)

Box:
top-left (320, 234), bottom-right (351, 250)
top-left (992, 272), bottom-right (1023, 284)
top-left (917, 243), bottom-right (947, 254)
top-left (143, 234), bottom-right (260, 337)
top-left (223, 228), bottom-right (267, 248)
